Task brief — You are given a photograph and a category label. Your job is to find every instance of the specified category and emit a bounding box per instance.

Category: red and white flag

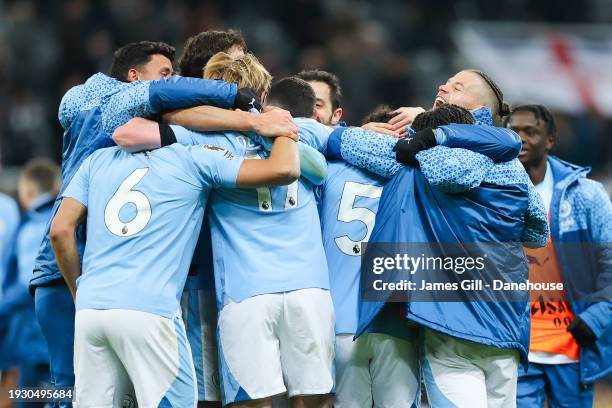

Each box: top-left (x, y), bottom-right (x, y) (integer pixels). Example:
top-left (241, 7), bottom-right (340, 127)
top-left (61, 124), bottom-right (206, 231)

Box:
top-left (454, 22), bottom-right (612, 116)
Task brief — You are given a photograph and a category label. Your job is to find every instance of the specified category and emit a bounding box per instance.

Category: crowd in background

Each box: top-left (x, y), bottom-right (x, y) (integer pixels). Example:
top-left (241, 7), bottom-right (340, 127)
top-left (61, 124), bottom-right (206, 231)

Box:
top-left (0, 0), bottom-right (611, 189)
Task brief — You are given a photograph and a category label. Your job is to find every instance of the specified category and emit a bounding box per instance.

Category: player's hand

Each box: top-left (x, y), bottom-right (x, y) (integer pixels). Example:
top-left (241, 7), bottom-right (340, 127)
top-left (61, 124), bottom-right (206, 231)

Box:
top-left (253, 108), bottom-right (299, 142)
top-left (234, 88), bottom-right (262, 112)
top-left (388, 107), bottom-right (426, 136)
top-left (393, 128), bottom-right (437, 166)
top-left (362, 122), bottom-right (401, 137)
top-left (567, 317), bottom-right (597, 348)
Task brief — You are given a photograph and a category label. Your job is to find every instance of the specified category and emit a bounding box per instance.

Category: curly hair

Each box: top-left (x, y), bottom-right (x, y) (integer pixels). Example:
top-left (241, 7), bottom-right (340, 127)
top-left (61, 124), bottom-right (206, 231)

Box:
top-left (411, 104), bottom-right (475, 131)
top-left (361, 104), bottom-right (396, 125)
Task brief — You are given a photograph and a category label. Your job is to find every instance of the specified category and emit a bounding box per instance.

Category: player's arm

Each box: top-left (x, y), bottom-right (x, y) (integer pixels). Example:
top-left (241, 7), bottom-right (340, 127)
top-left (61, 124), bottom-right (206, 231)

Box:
top-left (394, 126), bottom-right (521, 166)
top-left (164, 105), bottom-right (298, 140)
top-left (242, 117), bottom-right (329, 185)
top-left (327, 126), bottom-right (510, 190)
top-left (101, 76), bottom-right (259, 136)
top-left (114, 108), bottom-right (298, 151)
top-left (326, 126), bottom-right (402, 178)
top-left (434, 125), bottom-right (521, 162)
top-left (50, 198), bottom-right (87, 300)
top-left (521, 180), bottom-right (550, 248)
top-left (415, 146), bottom-right (494, 193)
top-left (570, 181), bottom-right (612, 346)
top-left (114, 115), bottom-right (326, 185)
top-left (236, 136), bottom-right (300, 188)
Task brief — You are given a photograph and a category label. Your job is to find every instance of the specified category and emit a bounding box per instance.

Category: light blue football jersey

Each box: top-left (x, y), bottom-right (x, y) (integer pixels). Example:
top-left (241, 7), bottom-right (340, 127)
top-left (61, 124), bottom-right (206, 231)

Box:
top-left (62, 143), bottom-right (243, 318)
top-left (316, 161), bottom-right (386, 334)
top-left (171, 125), bottom-right (330, 307)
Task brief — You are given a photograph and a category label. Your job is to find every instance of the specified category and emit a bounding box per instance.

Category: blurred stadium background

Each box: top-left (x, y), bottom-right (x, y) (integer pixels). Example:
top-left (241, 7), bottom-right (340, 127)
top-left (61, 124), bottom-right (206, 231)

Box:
top-left (0, 0), bottom-right (611, 194)
top-left (0, 0), bottom-right (610, 405)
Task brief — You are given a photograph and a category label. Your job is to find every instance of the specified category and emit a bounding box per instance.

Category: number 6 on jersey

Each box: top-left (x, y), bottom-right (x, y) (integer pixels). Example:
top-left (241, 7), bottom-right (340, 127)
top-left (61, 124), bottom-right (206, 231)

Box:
top-left (104, 168), bottom-right (152, 237)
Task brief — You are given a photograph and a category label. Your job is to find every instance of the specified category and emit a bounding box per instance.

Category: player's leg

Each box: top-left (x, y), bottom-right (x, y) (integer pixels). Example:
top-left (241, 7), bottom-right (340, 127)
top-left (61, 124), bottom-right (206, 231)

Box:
top-left (333, 334), bottom-right (373, 407)
top-left (181, 286), bottom-right (221, 407)
top-left (107, 309), bottom-right (197, 408)
top-left (370, 333), bottom-right (420, 408)
top-left (34, 283), bottom-right (75, 408)
top-left (516, 362), bottom-right (546, 408)
top-left (421, 327), bottom-right (488, 408)
top-left (279, 288), bottom-right (335, 408)
top-left (217, 294), bottom-right (285, 407)
top-left (480, 344), bottom-right (520, 408)
top-left (543, 363), bottom-right (593, 408)
top-left (73, 309), bottom-right (132, 407)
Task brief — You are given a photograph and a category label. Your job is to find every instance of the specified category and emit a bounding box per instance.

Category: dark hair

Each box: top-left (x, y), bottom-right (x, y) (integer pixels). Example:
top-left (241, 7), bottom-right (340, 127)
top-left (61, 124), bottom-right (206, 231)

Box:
top-left (266, 77), bottom-right (316, 118)
top-left (504, 104), bottom-right (557, 149)
top-left (178, 30), bottom-right (247, 78)
top-left (469, 69), bottom-right (511, 118)
top-left (362, 105), bottom-right (396, 124)
top-left (110, 41), bottom-right (175, 82)
top-left (412, 104), bottom-right (475, 131)
top-left (21, 158), bottom-right (60, 195)
top-left (296, 70), bottom-right (342, 110)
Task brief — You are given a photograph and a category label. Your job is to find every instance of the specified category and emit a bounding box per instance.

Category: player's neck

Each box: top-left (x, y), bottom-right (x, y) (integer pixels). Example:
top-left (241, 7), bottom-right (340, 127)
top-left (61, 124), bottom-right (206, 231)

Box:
top-left (526, 156), bottom-right (548, 186)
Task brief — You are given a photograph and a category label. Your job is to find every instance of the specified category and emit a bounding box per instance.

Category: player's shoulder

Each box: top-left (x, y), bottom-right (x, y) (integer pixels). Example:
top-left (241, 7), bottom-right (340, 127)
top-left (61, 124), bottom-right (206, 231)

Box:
top-left (85, 145), bottom-right (125, 165)
top-left (328, 160), bottom-right (384, 185)
top-left (296, 118), bottom-right (333, 137)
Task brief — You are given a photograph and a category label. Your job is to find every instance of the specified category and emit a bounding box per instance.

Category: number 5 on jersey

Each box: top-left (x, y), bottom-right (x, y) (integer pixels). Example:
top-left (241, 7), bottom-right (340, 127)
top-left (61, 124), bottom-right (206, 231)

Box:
top-left (105, 168), bottom-right (152, 237)
top-left (335, 181), bottom-right (383, 256)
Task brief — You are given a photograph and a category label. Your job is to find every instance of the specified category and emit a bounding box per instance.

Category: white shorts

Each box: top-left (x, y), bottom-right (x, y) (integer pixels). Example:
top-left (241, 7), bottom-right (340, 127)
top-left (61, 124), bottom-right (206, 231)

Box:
top-left (180, 288), bottom-right (220, 402)
top-left (422, 328), bottom-right (519, 408)
top-left (335, 333), bottom-right (420, 408)
top-left (74, 309), bottom-right (196, 408)
top-left (218, 288), bottom-right (335, 405)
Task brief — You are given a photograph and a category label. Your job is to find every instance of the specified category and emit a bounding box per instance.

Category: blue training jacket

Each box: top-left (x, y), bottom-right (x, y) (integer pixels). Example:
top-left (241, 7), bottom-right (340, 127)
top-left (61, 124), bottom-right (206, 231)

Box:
top-left (30, 73), bottom-right (238, 292)
top-left (352, 111), bottom-right (548, 365)
top-left (546, 156), bottom-right (611, 384)
top-left (0, 195), bottom-right (54, 368)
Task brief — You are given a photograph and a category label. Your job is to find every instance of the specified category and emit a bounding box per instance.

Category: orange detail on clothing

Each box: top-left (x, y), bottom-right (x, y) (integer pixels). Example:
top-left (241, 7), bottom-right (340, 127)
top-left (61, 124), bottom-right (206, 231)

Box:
top-left (525, 224), bottom-right (579, 360)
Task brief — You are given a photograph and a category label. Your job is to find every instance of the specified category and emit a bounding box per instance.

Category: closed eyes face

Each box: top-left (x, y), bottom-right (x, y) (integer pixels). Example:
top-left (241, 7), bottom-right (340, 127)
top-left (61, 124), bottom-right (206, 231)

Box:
top-left (137, 54), bottom-right (174, 80)
top-left (433, 71), bottom-right (486, 112)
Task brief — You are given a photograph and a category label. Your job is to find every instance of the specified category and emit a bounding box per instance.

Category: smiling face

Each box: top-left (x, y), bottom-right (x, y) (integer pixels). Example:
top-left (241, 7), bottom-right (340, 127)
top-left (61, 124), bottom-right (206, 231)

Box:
top-left (507, 110), bottom-right (554, 167)
top-left (307, 80), bottom-right (343, 125)
top-left (433, 70), bottom-right (490, 111)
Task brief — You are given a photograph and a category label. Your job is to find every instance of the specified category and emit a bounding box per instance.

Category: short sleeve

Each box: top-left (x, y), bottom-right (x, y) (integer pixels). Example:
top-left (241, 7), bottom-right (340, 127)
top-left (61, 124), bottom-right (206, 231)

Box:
top-left (62, 156), bottom-right (92, 207)
top-left (295, 118), bottom-right (333, 154)
top-left (187, 145), bottom-right (244, 190)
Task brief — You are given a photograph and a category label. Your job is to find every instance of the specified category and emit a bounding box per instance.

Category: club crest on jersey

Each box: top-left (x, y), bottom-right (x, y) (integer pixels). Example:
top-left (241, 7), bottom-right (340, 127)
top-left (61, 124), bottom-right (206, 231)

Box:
top-left (236, 135), bottom-right (260, 151)
top-left (559, 200), bottom-right (572, 218)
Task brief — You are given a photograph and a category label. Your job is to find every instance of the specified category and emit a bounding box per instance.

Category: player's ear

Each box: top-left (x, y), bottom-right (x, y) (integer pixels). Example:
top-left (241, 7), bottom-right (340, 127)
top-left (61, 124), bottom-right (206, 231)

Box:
top-left (333, 107), bottom-right (343, 123)
top-left (127, 68), bottom-right (139, 82)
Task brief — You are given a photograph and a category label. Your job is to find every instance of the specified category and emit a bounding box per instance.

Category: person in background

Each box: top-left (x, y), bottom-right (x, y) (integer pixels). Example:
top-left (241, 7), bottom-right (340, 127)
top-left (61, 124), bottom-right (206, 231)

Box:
top-left (0, 190), bottom-right (20, 407)
top-left (0, 158), bottom-right (59, 407)
top-left (506, 104), bottom-right (612, 408)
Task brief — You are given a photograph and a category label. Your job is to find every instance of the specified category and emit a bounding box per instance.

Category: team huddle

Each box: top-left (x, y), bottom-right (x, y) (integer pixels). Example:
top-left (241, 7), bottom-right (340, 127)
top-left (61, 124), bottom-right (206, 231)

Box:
top-left (30, 29), bottom-right (610, 408)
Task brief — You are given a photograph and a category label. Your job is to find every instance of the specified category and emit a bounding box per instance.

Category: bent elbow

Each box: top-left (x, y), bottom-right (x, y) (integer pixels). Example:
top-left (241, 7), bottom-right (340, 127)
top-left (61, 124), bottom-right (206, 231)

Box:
top-left (50, 223), bottom-right (72, 248)
top-left (112, 126), bottom-right (131, 148)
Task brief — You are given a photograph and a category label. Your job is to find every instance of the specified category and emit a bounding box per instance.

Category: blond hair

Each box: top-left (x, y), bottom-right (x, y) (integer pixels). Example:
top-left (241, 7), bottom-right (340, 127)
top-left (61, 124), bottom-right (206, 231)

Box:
top-left (203, 52), bottom-right (272, 97)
